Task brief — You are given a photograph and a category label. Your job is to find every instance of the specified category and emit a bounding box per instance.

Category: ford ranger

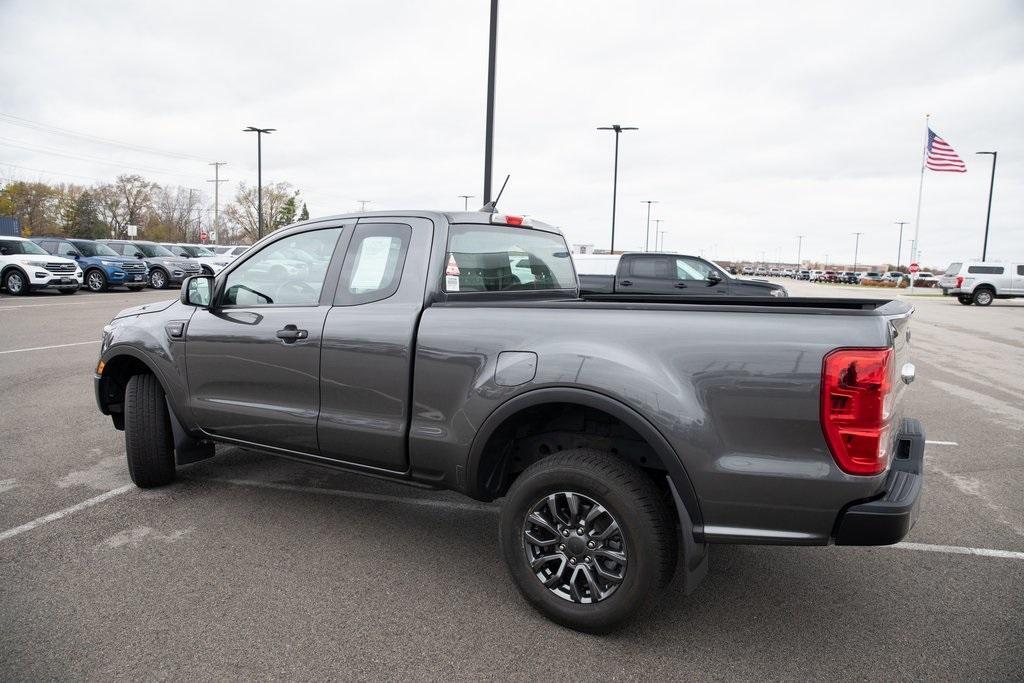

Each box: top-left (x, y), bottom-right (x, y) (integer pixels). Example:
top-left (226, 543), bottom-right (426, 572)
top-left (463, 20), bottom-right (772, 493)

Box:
top-left (94, 210), bottom-right (924, 633)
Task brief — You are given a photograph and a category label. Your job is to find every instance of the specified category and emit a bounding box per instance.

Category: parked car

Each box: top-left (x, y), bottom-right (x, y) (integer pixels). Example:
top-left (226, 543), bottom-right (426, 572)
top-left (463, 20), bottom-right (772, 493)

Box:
top-left (160, 243), bottom-right (232, 275)
top-left (754, 267), bottom-right (768, 276)
top-left (938, 261), bottom-right (1023, 305)
top-left (797, 269), bottom-right (811, 280)
top-left (212, 245), bottom-right (250, 259)
top-left (99, 240), bottom-right (202, 289)
top-left (741, 265), bottom-right (754, 275)
top-left (809, 269), bottom-right (824, 281)
top-left (912, 271), bottom-right (938, 287)
top-left (95, 209), bottom-right (922, 633)
top-left (575, 253), bottom-right (788, 297)
top-left (0, 236), bottom-right (82, 295)
top-left (31, 237), bottom-right (148, 292)
top-left (860, 272), bottom-right (885, 283)
top-left (814, 270), bottom-right (837, 282)
top-left (782, 268), bottom-right (794, 278)
top-left (884, 272), bottom-right (908, 283)
top-left (838, 271), bottom-right (859, 284)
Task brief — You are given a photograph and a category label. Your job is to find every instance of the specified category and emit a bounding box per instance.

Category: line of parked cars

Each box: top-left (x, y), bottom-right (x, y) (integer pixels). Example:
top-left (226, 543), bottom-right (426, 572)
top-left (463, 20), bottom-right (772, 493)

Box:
top-left (0, 235), bottom-right (250, 295)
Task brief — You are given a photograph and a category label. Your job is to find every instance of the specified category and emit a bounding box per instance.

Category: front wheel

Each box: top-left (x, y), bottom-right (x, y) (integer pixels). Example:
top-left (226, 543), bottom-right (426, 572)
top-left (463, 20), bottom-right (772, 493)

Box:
top-left (149, 268), bottom-right (168, 289)
top-left (124, 373), bottom-right (176, 487)
top-left (4, 269), bottom-right (29, 295)
top-left (973, 288), bottom-right (994, 306)
top-left (86, 269), bottom-right (108, 292)
top-left (499, 449), bottom-right (677, 633)
top-left (957, 295), bottom-right (973, 306)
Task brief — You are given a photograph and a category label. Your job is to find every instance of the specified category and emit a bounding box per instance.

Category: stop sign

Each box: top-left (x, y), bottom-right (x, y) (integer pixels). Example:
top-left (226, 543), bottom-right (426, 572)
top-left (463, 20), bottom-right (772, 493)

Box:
top-left (200, 230), bottom-right (208, 243)
top-left (909, 262), bottom-right (920, 273)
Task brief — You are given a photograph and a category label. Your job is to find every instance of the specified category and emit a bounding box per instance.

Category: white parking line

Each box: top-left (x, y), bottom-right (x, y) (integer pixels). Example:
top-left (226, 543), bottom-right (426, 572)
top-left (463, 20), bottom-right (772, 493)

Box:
top-left (925, 440), bottom-right (959, 446)
top-left (0, 484), bottom-right (133, 542)
top-left (893, 542), bottom-right (1024, 561)
top-left (0, 340), bottom-right (98, 355)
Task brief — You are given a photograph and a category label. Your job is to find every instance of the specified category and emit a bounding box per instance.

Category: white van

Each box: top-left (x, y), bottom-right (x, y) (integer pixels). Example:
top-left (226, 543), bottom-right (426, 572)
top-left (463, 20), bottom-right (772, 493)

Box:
top-left (938, 261), bottom-right (1024, 306)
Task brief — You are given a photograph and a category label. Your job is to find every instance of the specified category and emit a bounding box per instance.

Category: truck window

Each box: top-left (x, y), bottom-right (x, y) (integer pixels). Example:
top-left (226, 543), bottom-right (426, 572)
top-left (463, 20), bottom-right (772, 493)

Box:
top-left (221, 228), bottom-right (342, 306)
top-left (628, 256), bottom-right (670, 278)
top-left (967, 265), bottom-right (1003, 274)
top-left (944, 263), bottom-right (961, 275)
top-left (675, 257), bottom-right (714, 280)
top-left (336, 224), bottom-right (411, 305)
top-left (445, 225), bottom-right (575, 292)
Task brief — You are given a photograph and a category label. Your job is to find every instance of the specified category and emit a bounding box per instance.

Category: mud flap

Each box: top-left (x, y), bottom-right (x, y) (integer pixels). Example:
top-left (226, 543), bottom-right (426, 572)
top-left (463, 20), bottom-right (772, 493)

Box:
top-left (667, 475), bottom-right (709, 595)
top-left (166, 399), bottom-right (216, 466)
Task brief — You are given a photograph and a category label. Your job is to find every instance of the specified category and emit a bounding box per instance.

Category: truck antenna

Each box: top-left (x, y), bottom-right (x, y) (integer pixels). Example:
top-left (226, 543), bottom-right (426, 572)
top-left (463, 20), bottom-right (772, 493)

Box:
top-left (480, 174), bottom-right (510, 213)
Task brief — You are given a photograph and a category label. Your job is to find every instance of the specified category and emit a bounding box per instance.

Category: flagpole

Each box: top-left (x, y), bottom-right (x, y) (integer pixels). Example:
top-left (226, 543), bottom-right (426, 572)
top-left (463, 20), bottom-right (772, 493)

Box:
top-left (909, 114), bottom-right (929, 291)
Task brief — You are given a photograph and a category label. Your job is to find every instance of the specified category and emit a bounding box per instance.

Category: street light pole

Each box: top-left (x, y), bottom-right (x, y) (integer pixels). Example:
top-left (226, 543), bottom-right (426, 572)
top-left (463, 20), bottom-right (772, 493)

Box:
top-left (894, 221), bottom-right (908, 269)
top-left (597, 124), bottom-right (638, 253)
top-left (459, 195), bottom-right (474, 210)
top-left (207, 162), bottom-right (228, 244)
top-left (658, 230), bottom-right (666, 250)
top-left (975, 151), bottom-right (997, 261)
top-left (796, 234), bottom-right (804, 267)
top-left (243, 126), bottom-right (275, 239)
top-left (652, 219), bottom-right (663, 251)
top-left (483, 0), bottom-right (499, 203)
top-left (641, 200), bottom-right (658, 252)
top-left (852, 232), bottom-right (864, 271)
top-left (357, 200), bottom-right (371, 212)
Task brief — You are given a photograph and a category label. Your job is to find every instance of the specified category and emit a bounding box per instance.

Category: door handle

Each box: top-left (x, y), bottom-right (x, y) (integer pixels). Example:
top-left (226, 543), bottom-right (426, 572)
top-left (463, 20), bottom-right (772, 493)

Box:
top-left (276, 325), bottom-right (308, 342)
top-left (620, 280), bottom-right (633, 286)
top-left (674, 282), bottom-right (688, 288)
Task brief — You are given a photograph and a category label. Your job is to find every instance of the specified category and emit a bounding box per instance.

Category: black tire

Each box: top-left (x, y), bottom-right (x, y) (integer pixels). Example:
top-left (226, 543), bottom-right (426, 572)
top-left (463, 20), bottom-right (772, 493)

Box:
top-left (4, 269), bottom-right (30, 296)
top-left (957, 295), bottom-right (973, 306)
top-left (499, 449), bottom-right (677, 634)
top-left (124, 373), bottom-right (176, 487)
top-left (85, 268), bottom-right (108, 292)
top-left (149, 268), bottom-right (169, 289)
top-left (973, 287), bottom-right (994, 306)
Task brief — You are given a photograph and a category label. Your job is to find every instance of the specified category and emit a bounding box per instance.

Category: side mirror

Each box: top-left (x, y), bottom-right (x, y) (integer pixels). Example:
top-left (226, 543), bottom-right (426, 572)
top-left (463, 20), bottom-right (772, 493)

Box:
top-left (707, 272), bottom-right (723, 284)
top-left (181, 275), bottom-right (213, 308)
top-left (70, 252), bottom-right (81, 259)
top-left (134, 252), bottom-right (145, 259)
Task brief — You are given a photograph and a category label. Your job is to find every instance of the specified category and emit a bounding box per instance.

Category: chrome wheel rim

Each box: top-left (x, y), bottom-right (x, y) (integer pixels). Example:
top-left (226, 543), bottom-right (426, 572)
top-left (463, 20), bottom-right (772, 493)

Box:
top-left (88, 272), bottom-right (103, 290)
top-left (977, 291), bottom-right (992, 305)
top-left (522, 491), bottom-right (627, 604)
top-left (151, 271), bottom-right (165, 288)
top-left (7, 272), bottom-right (24, 293)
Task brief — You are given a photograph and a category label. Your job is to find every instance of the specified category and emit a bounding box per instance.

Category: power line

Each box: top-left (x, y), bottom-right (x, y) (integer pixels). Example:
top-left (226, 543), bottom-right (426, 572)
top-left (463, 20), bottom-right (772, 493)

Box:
top-left (0, 111), bottom-right (211, 162)
top-left (0, 162), bottom-right (105, 183)
top-left (0, 137), bottom-right (205, 180)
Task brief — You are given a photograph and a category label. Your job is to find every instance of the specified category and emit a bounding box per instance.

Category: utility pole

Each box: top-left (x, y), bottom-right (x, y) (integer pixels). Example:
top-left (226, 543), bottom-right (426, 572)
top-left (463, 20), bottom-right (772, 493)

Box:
top-left (186, 188), bottom-right (198, 242)
top-left (207, 162), bottom-right (228, 243)
top-left (975, 151), bottom-right (997, 261)
top-left (243, 126), bottom-right (275, 239)
top-left (652, 219), bottom-right (663, 250)
top-left (894, 221), bottom-right (908, 269)
top-left (483, 0), bottom-right (499, 203)
top-left (597, 124), bottom-right (638, 252)
top-left (357, 200), bottom-right (371, 212)
top-left (658, 230), bottom-right (666, 251)
top-left (642, 200), bottom-right (658, 252)
top-left (459, 195), bottom-right (474, 210)
top-left (852, 232), bottom-right (864, 271)
top-left (796, 234), bottom-right (804, 267)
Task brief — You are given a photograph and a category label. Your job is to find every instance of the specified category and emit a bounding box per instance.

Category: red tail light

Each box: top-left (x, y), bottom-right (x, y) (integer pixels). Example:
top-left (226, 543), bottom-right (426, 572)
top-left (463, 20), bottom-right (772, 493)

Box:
top-left (821, 348), bottom-right (894, 475)
top-left (956, 276), bottom-right (963, 288)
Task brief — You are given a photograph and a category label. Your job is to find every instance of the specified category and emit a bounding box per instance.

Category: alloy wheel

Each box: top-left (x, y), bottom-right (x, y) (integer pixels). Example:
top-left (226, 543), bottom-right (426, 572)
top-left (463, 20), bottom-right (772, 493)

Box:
top-left (6, 272), bottom-right (25, 294)
top-left (150, 270), bottom-right (166, 288)
top-left (522, 491), bottom-right (627, 604)
top-left (88, 271), bottom-right (104, 291)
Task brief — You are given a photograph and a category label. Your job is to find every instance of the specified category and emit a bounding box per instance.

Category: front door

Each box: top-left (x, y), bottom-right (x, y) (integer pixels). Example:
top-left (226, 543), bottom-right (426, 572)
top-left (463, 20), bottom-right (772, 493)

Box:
top-left (671, 256), bottom-right (730, 295)
top-left (186, 226), bottom-right (346, 453)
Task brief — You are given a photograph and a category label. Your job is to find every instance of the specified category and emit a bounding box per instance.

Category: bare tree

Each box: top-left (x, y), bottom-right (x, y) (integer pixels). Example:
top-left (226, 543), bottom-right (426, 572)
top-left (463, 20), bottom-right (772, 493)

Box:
top-left (223, 182), bottom-right (299, 243)
top-left (95, 174), bottom-right (157, 238)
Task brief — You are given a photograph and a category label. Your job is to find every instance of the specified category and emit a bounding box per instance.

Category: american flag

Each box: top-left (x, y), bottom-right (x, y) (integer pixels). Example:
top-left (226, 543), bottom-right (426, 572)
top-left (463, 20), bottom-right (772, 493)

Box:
top-left (926, 129), bottom-right (966, 172)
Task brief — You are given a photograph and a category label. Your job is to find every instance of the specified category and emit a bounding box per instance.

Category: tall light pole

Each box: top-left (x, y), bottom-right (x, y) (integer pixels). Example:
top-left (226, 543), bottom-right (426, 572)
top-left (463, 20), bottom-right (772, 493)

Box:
top-left (658, 230), bottom-right (666, 250)
top-left (459, 194), bottom-right (474, 210)
top-left (852, 232), bottom-right (864, 271)
top-left (357, 200), bottom-right (371, 212)
top-left (975, 151), bottom-right (997, 261)
top-left (796, 234), bottom-right (804, 267)
top-left (894, 221), bottom-right (908, 269)
top-left (482, 0), bottom-right (499, 203)
top-left (652, 219), bottom-right (663, 251)
top-left (207, 162), bottom-right (227, 243)
top-left (243, 126), bottom-right (275, 239)
top-left (597, 124), bottom-right (638, 253)
top-left (641, 200), bottom-right (658, 252)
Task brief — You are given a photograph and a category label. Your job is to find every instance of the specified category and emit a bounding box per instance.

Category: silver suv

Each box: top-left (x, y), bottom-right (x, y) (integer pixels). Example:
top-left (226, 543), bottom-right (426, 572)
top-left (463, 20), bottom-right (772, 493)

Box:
top-left (939, 261), bottom-right (1024, 306)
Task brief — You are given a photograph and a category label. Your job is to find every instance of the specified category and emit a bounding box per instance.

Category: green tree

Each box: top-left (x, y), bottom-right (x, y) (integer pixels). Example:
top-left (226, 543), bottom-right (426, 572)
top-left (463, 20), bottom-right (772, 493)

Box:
top-left (275, 194), bottom-right (298, 229)
top-left (299, 202), bottom-right (309, 221)
top-left (64, 190), bottom-right (104, 238)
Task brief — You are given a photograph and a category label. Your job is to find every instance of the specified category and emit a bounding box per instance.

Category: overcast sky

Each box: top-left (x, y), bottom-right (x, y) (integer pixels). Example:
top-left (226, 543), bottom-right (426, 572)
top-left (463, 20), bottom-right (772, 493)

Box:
top-left (2, 0), bottom-right (1021, 268)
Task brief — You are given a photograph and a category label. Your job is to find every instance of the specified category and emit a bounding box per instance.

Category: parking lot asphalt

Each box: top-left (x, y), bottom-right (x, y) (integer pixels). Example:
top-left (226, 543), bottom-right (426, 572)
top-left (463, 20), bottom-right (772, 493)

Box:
top-left (1, 283), bottom-right (1022, 680)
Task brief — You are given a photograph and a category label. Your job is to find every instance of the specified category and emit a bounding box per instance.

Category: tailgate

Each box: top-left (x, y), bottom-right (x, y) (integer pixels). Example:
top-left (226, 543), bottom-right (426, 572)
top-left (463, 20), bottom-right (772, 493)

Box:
top-left (884, 304), bottom-right (914, 447)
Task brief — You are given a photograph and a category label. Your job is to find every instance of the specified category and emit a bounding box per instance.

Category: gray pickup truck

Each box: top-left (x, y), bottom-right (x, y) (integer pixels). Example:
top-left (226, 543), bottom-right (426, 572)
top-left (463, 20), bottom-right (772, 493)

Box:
top-left (94, 210), bottom-right (924, 632)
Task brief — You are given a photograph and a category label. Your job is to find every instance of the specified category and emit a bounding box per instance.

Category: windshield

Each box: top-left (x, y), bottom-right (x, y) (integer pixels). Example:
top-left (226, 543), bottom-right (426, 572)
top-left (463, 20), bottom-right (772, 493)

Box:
top-left (136, 243), bottom-right (174, 257)
top-left (944, 263), bottom-right (961, 275)
top-left (0, 239), bottom-right (48, 255)
top-left (73, 241), bottom-right (118, 257)
top-left (178, 245), bottom-right (214, 257)
top-left (445, 225), bottom-right (575, 292)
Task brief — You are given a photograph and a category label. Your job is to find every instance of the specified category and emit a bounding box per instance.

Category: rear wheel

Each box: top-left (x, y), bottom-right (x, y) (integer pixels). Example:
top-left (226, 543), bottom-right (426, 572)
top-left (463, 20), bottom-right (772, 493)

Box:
top-left (499, 449), bottom-right (676, 634)
top-left (973, 288), bottom-right (994, 306)
top-left (3, 269), bottom-right (29, 295)
top-left (86, 269), bottom-right (108, 292)
top-left (957, 295), bottom-right (973, 306)
top-left (124, 373), bottom-right (175, 487)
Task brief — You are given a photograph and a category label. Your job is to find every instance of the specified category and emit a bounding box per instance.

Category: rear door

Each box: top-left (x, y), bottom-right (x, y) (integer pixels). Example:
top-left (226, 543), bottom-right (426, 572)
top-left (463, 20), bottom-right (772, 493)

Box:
top-left (617, 255), bottom-right (675, 292)
top-left (185, 224), bottom-right (349, 453)
top-left (1012, 265), bottom-right (1024, 295)
top-left (317, 218), bottom-right (431, 471)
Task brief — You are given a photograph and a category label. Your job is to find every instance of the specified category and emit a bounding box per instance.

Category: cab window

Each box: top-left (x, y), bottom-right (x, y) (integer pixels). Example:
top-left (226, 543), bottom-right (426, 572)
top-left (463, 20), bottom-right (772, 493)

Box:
top-left (445, 225), bottom-right (575, 292)
top-left (675, 257), bottom-right (714, 280)
top-left (336, 224), bottom-right (410, 306)
top-left (221, 228), bottom-right (342, 306)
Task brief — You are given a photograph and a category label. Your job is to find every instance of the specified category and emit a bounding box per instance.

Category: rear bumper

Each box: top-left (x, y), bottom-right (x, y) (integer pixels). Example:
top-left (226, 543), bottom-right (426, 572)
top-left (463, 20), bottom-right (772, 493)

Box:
top-left (833, 418), bottom-right (924, 545)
